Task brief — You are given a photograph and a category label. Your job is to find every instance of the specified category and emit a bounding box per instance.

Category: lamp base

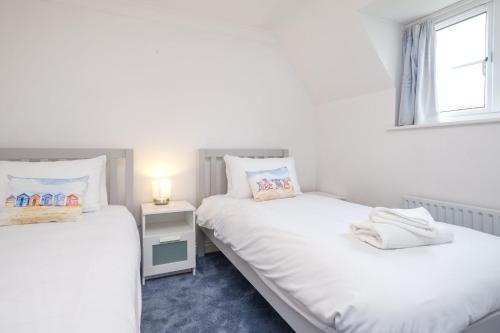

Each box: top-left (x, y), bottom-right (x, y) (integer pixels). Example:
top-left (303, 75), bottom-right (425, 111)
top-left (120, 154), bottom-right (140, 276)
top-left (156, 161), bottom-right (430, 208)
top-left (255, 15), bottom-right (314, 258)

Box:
top-left (153, 198), bottom-right (170, 205)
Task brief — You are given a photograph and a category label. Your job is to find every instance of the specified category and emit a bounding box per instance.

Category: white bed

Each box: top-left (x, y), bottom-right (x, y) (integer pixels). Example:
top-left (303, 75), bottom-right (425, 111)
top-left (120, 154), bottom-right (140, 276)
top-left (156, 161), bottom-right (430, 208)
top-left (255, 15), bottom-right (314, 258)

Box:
top-left (196, 149), bottom-right (500, 333)
top-left (0, 149), bottom-right (140, 333)
top-left (0, 206), bottom-right (141, 333)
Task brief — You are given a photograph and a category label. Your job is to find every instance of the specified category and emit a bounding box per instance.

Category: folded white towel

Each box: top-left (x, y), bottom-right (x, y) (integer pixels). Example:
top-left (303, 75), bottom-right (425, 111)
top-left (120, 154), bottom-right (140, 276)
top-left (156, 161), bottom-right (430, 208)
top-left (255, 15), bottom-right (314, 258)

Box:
top-left (370, 207), bottom-right (437, 238)
top-left (351, 222), bottom-right (454, 250)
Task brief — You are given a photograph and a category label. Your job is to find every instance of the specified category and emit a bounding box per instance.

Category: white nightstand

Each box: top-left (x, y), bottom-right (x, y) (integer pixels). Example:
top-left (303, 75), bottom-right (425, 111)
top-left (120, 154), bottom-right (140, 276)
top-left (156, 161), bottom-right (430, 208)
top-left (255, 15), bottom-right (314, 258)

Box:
top-left (141, 201), bottom-right (196, 284)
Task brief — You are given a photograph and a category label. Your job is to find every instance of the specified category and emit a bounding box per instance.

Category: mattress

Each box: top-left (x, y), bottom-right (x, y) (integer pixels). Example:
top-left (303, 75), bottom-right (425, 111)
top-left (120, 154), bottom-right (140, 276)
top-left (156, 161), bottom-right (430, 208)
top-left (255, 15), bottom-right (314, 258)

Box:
top-left (0, 205), bottom-right (141, 333)
top-left (196, 194), bottom-right (500, 333)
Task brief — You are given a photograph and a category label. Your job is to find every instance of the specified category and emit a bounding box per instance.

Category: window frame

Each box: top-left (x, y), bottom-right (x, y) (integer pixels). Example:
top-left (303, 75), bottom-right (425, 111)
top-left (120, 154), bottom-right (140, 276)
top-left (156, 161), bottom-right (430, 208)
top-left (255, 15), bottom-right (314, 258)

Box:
top-left (433, 1), bottom-right (495, 121)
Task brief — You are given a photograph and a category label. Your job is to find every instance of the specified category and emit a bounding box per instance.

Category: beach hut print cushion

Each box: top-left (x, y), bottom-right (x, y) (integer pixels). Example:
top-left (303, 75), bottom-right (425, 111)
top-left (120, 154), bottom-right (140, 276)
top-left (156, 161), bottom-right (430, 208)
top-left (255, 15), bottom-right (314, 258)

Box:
top-left (246, 167), bottom-right (296, 202)
top-left (0, 176), bottom-right (88, 226)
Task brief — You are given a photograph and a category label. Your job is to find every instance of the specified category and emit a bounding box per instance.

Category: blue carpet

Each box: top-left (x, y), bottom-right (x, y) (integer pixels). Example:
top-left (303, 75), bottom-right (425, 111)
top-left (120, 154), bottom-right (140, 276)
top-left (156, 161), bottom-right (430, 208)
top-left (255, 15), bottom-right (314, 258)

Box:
top-left (141, 253), bottom-right (294, 333)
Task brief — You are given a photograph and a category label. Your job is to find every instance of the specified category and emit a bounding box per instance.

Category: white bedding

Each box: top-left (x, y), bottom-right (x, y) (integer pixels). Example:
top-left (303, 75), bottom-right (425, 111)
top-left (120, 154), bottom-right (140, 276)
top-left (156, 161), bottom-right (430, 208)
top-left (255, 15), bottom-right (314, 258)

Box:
top-left (196, 194), bottom-right (500, 333)
top-left (0, 206), bottom-right (141, 333)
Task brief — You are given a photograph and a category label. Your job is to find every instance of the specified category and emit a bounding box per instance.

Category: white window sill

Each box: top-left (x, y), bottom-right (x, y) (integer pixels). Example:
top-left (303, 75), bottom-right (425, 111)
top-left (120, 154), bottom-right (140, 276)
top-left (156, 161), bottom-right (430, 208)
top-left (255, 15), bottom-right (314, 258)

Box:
top-left (388, 115), bottom-right (500, 131)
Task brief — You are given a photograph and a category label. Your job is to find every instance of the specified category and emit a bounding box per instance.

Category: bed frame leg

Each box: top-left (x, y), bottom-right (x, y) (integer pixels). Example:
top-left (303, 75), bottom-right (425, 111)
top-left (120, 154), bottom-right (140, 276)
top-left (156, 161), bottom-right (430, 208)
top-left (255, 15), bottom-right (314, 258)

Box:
top-left (197, 227), bottom-right (206, 257)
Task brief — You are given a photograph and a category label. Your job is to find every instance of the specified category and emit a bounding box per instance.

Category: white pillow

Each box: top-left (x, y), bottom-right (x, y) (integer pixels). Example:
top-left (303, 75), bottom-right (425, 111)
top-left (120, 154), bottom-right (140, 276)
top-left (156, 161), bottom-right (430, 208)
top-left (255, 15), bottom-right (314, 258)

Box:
top-left (223, 155), bottom-right (302, 199)
top-left (0, 155), bottom-right (106, 212)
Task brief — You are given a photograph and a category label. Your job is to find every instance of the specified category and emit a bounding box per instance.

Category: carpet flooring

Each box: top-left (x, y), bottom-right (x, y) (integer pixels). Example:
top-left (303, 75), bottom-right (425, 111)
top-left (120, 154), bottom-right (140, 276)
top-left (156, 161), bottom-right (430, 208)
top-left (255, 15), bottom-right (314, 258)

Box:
top-left (141, 253), bottom-right (294, 333)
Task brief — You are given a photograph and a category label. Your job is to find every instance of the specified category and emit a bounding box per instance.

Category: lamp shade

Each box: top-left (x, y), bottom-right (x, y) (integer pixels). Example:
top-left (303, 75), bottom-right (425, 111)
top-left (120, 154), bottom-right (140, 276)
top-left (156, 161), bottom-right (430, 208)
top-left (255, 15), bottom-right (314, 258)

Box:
top-left (152, 178), bottom-right (171, 205)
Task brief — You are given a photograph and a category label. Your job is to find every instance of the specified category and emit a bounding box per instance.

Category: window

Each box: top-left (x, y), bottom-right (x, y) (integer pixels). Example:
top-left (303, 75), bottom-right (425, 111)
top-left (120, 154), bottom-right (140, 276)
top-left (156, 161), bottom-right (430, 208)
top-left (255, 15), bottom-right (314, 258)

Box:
top-left (435, 3), bottom-right (493, 117)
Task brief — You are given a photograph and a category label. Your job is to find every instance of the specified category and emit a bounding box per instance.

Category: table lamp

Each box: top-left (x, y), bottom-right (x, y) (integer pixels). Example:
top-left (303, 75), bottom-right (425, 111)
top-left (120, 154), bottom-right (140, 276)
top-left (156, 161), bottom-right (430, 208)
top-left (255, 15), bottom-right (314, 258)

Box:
top-left (152, 178), bottom-right (171, 205)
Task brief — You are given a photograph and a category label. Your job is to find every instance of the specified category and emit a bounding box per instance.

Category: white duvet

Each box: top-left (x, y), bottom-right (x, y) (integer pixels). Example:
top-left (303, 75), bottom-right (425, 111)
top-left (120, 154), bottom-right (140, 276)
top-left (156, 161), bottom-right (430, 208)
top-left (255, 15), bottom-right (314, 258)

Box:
top-left (0, 206), bottom-right (141, 333)
top-left (197, 194), bottom-right (500, 333)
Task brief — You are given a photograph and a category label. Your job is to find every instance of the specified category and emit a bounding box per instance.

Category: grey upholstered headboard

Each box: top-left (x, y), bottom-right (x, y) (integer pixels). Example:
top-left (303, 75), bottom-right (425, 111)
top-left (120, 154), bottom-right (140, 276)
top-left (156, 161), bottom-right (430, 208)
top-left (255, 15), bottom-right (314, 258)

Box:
top-left (197, 149), bottom-right (289, 206)
top-left (0, 148), bottom-right (134, 214)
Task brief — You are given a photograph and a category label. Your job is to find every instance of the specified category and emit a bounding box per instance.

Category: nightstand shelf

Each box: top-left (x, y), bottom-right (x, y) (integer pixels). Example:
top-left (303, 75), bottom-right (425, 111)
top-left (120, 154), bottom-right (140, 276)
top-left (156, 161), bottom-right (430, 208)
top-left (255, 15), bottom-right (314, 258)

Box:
top-left (141, 201), bottom-right (196, 284)
top-left (145, 219), bottom-right (192, 238)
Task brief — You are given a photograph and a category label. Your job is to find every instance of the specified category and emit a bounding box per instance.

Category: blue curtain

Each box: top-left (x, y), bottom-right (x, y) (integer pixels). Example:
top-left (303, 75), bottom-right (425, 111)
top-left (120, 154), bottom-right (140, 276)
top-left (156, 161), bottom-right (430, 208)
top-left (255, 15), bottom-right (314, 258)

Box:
top-left (398, 21), bottom-right (437, 126)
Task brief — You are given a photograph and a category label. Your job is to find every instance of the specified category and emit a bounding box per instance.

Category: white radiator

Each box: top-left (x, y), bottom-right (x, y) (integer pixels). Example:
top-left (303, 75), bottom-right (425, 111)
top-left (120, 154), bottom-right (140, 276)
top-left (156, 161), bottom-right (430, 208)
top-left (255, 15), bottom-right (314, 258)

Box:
top-left (403, 195), bottom-right (500, 237)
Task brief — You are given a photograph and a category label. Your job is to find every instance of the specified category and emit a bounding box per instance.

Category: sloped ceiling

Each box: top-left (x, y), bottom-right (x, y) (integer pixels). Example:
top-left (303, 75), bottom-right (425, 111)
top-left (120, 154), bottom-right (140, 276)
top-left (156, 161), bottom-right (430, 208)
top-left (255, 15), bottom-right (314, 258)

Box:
top-left (272, 0), bottom-right (395, 104)
top-left (148, 0), bottom-right (460, 104)
top-left (143, 0), bottom-right (306, 30)
top-left (156, 0), bottom-right (398, 104)
top-left (50, 0), bottom-right (306, 31)
top-left (51, 0), bottom-right (399, 105)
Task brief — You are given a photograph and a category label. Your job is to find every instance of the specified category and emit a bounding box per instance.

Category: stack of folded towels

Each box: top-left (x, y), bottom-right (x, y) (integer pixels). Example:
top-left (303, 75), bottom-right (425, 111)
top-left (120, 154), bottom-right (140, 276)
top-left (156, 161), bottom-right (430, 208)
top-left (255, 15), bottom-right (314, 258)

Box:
top-left (351, 207), bottom-right (454, 250)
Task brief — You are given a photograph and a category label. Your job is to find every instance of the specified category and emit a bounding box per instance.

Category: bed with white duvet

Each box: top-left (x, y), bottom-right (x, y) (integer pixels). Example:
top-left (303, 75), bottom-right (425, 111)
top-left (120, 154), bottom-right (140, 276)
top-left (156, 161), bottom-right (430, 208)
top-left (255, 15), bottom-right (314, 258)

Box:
top-left (0, 205), bottom-right (141, 333)
top-left (197, 193), bottom-right (500, 333)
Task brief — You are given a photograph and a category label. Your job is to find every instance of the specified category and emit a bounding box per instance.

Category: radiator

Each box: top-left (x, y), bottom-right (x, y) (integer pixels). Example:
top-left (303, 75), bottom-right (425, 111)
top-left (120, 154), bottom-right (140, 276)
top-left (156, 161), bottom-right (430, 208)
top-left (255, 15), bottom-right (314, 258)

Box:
top-left (403, 195), bottom-right (500, 237)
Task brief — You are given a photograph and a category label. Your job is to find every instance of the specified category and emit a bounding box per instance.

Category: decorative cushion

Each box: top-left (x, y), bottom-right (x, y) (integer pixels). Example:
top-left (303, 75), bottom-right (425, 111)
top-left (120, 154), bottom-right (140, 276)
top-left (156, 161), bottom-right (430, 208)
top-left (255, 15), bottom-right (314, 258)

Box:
top-left (224, 155), bottom-right (302, 199)
top-left (246, 167), bottom-right (297, 202)
top-left (0, 176), bottom-right (88, 226)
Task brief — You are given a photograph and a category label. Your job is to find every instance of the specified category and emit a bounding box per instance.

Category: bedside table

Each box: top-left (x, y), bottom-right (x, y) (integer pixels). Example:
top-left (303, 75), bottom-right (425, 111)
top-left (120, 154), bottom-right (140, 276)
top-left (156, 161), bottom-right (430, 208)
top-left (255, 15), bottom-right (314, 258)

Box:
top-left (141, 201), bottom-right (196, 284)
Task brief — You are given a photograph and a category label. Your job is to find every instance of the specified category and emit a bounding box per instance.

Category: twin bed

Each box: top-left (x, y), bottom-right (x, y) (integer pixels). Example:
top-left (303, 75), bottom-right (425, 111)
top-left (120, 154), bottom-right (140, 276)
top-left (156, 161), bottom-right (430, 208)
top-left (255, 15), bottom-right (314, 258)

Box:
top-left (0, 149), bottom-right (141, 333)
top-left (197, 149), bottom-right (500, 333)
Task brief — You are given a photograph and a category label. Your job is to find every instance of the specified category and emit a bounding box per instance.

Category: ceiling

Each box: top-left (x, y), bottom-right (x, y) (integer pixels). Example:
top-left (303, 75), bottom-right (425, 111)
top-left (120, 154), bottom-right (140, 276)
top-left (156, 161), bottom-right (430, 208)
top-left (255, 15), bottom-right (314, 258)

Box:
top-left (133, 0), bottom-right (396, 103)
top-left (60, 0), bottom-right (463, 29)
top-left (58, 0), bottom-right (309, 31)
top-left (143, 0), bottom-right (308, 30)
top-left (360, 0), bottom-right (461, 24)
top-left (52, 0), bottom-right (424, 103)
top-left (54, 0), bottom-right (464, 30)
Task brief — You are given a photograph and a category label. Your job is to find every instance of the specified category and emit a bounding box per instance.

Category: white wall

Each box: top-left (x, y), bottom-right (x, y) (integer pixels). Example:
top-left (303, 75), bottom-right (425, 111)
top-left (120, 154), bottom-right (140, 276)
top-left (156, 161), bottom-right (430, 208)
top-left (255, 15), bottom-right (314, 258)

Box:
top-left (317, 89), bottom-right (500, 210)
top-left (0, 0), bottom-right (318, 207)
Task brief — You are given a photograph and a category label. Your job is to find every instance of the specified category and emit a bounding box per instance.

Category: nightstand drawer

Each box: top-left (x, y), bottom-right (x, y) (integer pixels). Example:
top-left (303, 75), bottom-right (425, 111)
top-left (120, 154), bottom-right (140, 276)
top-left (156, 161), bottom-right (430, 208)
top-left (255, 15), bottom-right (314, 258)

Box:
top-left (143, 231), bottom-right (195, 277)
top-left (153, 239), bottom-right (187, 265)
